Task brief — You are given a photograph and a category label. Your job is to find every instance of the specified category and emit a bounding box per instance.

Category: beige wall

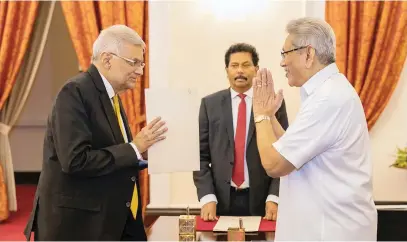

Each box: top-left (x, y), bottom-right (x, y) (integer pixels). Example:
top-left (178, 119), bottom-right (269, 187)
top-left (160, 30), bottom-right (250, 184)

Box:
top-left (10, 1), bottom-right (407, 203)
top-left (370, 61), bottom-right (407, 201)
top-left (149, 0), bottom-right (306, 206)
top-left (148, 0), bottom-right (407, 207)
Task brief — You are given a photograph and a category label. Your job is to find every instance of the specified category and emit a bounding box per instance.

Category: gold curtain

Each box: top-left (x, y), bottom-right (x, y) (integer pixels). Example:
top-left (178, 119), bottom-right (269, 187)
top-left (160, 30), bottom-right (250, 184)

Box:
top-left (0, 1), bottom-right (39, 222)
top-left (326, 1), bottom-right (407, 130)
top-left (59, 2), bottom-right (99, 71)
top-left (60, 1), bottom-right (156, 228)
top-left (0, 1), bottom-right (39, 110)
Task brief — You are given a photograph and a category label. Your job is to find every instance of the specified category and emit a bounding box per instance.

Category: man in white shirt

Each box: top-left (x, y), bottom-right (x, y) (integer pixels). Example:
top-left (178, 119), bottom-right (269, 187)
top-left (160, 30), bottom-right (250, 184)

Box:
top-left (252, 17), bottom-right (377, 240)
top-left (193, 43), bottom-right (289, 222)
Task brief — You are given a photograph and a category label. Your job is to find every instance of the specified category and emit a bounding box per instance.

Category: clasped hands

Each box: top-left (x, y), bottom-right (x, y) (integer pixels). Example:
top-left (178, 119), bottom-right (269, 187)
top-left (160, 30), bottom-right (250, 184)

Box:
top-left (252, 68), bottom-right (284, 118)
top-left (201, 201), bottom-right (278, 221)
top-left (132, 116), bottom-right (168, 154)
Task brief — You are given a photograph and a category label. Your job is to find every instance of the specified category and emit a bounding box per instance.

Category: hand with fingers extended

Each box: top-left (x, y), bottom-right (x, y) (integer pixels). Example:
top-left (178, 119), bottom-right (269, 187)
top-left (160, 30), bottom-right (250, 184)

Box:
top-left (264, 201), bottom-right (278, 221)
top-left (132, 116), bottom-right (168, 154)
top-left (252, 68), bottom-right (284, 118)
top-left (201, 201), bottom-right (218, 221)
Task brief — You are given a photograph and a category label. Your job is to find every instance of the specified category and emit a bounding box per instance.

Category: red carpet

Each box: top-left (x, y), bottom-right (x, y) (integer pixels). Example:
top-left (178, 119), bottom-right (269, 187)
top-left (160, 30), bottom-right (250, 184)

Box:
top-left (0, 185), bottom-right (36, 241)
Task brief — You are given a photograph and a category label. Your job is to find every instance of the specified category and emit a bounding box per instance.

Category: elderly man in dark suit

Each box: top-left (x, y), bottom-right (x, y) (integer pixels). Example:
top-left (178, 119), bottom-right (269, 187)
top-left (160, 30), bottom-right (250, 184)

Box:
top-left (24, 25), bottom-right (167, 241)
top-left (193, 43), bottom-right (289, 221)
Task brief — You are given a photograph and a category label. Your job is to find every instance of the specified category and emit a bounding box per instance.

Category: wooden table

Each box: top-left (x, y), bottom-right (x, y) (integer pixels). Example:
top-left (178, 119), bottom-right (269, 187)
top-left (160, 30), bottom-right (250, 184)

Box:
top-left (146, 202), bottom-right (407, 241)
top-left (148, 216), bottom-right (275, 241)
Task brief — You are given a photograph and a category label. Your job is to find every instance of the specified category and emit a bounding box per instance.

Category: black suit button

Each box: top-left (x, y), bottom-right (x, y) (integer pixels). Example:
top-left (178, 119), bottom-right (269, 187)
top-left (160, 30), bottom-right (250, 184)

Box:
top-left (226, 181), bottom-right (231, 184)
top-left (126, 202), bottom-right (130, 207)
top-left (131, 176), bottom-right (136, 182)
top-left (230, 161), bottom-right (233, 165)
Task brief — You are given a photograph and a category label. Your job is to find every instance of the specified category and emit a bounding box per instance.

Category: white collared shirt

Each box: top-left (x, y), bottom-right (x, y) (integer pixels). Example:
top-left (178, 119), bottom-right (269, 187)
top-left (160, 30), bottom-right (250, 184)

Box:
top-left (100, 73), bottom-right (143, 160)
top-left (273, 63), bottom-right (377, 241)
top-left (200, 87), bottom-right (278, 206)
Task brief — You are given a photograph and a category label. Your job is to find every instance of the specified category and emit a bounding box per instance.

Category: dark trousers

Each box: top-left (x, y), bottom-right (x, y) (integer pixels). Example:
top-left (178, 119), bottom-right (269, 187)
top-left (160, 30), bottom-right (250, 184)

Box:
top-left (120, 209), bottom-right (147, 241)
top-left (227, 187), bottom-right (251, 216)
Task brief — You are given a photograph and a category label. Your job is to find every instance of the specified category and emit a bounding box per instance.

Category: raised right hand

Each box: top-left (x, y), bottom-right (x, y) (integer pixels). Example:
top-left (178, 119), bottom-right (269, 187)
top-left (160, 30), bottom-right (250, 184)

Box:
top-left (253, 68), bottom-right (284, 118)
top-left (201, 201), bottom-right (217, 221)
top-left (132, 117), bottom-right (167, 154)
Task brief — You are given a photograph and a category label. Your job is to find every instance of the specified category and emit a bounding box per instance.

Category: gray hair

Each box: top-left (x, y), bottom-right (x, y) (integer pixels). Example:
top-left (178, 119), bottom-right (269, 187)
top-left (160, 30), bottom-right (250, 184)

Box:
top-left (286, 17), bottom-right (336, 65)
top-left (91, 24), bottom-right (145, 62)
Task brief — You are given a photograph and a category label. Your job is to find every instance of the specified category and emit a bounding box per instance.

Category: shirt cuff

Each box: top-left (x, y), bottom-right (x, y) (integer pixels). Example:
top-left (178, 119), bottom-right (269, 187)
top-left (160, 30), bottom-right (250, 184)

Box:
top-left (129, 142), bottom-right (143, 160)
top-left (266, 195), bottom-right (279, 204)
top-left (199, 194), bottom-right (218, 207)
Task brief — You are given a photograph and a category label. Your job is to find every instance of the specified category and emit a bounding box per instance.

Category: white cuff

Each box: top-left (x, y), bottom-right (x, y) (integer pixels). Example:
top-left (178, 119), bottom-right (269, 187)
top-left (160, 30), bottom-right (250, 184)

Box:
top-left (266, 195), bottom-right (279, 204)
top-left (129, 143), bottom-right (143, 160)
top-left (199, 194), bottom-right (218, 207)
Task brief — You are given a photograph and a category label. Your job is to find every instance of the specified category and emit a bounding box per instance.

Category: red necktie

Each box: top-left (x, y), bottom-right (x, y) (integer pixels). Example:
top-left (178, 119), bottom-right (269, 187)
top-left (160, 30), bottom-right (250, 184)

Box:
top-left (232, 93), bottom-right (246, 187)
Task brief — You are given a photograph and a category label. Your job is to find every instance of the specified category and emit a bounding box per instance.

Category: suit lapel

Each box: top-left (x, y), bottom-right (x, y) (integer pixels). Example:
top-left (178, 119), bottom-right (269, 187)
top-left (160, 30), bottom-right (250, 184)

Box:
top-left (88, 64), bottom-right (125, 144)
top-left (221, 89), bottom-right (235, 151)
top-left (247, 109), bottom-right (255, 146)
top-left (118, 96), bottom-right (133, 142)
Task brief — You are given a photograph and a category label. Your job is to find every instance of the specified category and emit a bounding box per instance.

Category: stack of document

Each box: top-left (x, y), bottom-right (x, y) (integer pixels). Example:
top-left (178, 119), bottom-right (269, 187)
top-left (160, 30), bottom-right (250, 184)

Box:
top-left (213, 216), bottom-right (262, 232)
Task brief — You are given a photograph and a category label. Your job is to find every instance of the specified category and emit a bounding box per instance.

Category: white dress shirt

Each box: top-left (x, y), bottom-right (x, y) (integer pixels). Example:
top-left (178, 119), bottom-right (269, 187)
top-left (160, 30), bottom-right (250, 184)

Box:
top-left (200, 87), bottom-right (279, 207)
top-left (273, 63), bottom-right (377, 241)
top-left (100, 73), bottom-right (143, 160)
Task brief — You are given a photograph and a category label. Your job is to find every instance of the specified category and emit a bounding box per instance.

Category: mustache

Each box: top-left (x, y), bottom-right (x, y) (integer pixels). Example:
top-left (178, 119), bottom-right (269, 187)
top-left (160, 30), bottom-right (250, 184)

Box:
top-left (235, 76), bottom-right (247, 81)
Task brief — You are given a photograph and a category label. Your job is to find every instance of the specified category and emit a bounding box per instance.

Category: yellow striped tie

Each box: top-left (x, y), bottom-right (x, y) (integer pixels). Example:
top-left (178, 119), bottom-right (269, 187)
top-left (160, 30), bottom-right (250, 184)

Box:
top-left (113, 95), bottom-right (138, 219)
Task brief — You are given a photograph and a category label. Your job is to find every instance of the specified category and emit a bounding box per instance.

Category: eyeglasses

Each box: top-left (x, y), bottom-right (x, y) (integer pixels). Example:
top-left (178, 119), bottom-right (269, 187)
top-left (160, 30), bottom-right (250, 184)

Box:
top-left (110, 53), bottom-right (145, 68)
top-left (280, 46), bottom-right (308, 59)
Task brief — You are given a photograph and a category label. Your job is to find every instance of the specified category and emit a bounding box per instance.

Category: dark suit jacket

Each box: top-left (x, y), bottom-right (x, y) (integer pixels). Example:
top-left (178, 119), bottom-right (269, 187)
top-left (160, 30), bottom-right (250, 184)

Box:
top-left (193, 88), bottom-right (289, 216)
top-left (24, 65), bottom-right (145, 240)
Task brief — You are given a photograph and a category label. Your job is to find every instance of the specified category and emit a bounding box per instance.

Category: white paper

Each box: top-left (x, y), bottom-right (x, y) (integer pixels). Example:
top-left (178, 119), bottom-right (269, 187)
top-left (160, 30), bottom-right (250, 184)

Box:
top-left (213, 216), bottom-right (262, 232)
top-left (145, 88), bottom-right (200, 174)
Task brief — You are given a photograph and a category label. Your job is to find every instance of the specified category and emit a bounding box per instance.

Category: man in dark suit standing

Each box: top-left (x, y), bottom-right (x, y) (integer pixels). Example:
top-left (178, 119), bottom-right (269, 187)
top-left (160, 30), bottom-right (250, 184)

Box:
top-left (24, 25), bottom-right (167, 241)
top-left (193, 43), bottom-right (289, 221)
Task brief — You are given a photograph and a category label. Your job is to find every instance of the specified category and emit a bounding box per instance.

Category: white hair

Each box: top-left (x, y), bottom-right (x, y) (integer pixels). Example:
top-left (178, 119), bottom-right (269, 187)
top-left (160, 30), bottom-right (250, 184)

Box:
top-left (91, 24), bottom-right (145, 62)
top-left (286, 17), bottom-right (336, 65)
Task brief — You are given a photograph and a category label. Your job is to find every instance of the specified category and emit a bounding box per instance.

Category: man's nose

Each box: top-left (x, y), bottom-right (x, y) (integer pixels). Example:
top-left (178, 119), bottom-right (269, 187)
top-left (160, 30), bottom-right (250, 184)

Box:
top-left (134, 69), bottom-right (143, 75)
top-left (237, 66), bottom-right (244, 73)
top-left (280, 58), bottom-right (286, 67)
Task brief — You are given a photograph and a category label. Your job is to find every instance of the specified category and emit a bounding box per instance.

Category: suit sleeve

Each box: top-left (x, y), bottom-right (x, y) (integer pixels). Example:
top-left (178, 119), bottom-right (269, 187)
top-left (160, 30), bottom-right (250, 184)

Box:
top-left (193, 98), bottom-right (215, 200)
top-left (268, 99), bottom-right (289, 196)
top-left (51, 82), bottom-right (139, 177)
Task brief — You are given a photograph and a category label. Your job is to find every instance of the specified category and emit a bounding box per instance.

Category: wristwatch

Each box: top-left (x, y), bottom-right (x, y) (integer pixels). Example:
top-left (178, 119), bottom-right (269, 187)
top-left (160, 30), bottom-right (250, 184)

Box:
top-left (254, 115), bottom-right (271, 123)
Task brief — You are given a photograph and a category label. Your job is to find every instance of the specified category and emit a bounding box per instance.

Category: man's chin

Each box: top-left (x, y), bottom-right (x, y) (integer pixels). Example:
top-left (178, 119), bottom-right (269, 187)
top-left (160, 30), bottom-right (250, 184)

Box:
top-left (126, 81), bottom-right (137, 89)
top-left (287, 77), bottom-right (296, 87)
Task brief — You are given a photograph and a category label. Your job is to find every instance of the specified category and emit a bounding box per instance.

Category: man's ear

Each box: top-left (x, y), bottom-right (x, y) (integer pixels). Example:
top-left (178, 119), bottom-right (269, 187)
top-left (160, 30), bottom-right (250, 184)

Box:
top-left (255, 66), bottom-right (259, 72)
top-left (100, 53), bottom-right (112, 69)
top-left (305, 46), bottom-right (315, 69)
